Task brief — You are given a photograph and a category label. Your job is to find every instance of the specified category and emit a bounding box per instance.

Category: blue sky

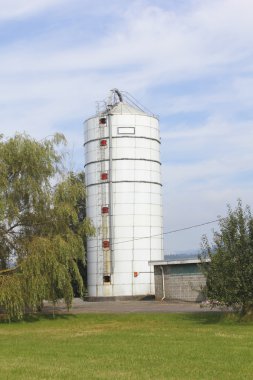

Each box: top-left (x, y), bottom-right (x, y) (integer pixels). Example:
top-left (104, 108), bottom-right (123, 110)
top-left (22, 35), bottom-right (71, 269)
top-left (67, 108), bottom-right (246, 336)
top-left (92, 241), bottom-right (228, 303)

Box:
top-left (1, 0), bottom-right (253, 254)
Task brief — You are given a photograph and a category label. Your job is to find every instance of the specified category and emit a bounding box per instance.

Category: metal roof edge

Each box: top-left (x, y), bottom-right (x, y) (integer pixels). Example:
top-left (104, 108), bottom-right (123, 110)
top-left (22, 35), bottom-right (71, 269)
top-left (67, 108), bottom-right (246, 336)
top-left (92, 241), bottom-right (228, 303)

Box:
top-left (148, 258), bottom-right (210, 266)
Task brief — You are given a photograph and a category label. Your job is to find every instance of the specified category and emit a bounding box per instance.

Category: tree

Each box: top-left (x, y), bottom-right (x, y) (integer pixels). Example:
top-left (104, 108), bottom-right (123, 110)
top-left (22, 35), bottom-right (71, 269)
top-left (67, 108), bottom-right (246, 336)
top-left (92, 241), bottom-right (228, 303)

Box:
top-left (53, 171), bottom-right (91, 296)
top-left (0, 133), bottom-right (94, 320)
top-left (201, 200), bottom-right (253, 314)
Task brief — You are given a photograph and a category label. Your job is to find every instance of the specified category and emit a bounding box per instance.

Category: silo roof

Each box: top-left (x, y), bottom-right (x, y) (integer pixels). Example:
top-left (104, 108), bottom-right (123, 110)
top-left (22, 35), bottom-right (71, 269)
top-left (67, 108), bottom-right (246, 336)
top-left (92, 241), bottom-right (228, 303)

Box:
top-left (109, 102), bottom-right (147, 115)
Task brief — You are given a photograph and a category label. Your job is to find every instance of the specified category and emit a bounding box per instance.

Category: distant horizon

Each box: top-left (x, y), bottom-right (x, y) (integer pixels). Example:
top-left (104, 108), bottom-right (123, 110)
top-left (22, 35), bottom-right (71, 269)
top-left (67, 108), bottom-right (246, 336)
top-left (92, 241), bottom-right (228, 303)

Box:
top-left (165, 249), bottom-right (201, 257)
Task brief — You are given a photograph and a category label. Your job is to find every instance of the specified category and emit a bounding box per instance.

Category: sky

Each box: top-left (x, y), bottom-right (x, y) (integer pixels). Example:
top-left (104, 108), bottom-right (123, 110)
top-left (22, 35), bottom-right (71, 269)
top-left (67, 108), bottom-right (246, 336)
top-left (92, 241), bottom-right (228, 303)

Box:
top-left (1, 0), bottom-right (253, 254)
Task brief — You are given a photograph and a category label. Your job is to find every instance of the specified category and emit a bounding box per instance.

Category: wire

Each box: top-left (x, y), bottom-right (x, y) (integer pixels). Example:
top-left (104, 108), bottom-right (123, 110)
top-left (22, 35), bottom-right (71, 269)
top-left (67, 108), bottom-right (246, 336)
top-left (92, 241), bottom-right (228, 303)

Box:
top-left (0, 218), bottom-right (223, 273)
top-left (0, 217), bottom-right (224, 251)
top-left (86, 217), bottom-right (223, 250)
top-left (163, 219), bottom-right (222, 236)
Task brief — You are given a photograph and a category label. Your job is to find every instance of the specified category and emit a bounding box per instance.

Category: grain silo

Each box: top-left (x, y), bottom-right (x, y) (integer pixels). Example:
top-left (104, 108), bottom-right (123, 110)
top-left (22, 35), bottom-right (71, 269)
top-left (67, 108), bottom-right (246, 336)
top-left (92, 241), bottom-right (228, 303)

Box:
top-left (84, 89), bottom-right (163, 298)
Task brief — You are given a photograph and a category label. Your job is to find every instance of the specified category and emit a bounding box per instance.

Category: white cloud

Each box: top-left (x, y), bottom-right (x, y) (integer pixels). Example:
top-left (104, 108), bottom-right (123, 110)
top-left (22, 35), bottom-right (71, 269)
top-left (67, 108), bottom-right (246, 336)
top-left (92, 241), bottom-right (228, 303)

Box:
top-left (162, 117), bottom-right (253, 182)
top-left (1, 0), bottom-right (252, 76)
top-left (161, 113), bottom-right (253, 251)
top-left (0, 0), bottom-right (64, 20)
top-left (1, 0), bottom-right (253, 251)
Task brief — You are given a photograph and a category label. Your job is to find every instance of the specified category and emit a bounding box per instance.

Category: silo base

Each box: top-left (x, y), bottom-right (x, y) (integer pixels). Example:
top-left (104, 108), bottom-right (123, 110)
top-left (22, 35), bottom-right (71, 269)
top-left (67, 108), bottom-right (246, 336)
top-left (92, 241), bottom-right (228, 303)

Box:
top-left (84, 295), bottom-right (155, 302)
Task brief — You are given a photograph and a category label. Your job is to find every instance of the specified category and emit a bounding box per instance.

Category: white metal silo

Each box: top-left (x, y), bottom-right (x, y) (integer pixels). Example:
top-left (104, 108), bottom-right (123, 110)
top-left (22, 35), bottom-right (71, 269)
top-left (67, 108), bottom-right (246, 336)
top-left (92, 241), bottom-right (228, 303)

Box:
top-left (84, 89), bottom-right (163, 298)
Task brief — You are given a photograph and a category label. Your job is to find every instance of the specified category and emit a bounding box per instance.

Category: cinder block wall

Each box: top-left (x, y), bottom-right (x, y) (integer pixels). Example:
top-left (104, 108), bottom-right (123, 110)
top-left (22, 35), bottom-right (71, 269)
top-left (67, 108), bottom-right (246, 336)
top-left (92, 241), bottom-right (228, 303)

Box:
top-left (154, 265), bottom-right (206, 302)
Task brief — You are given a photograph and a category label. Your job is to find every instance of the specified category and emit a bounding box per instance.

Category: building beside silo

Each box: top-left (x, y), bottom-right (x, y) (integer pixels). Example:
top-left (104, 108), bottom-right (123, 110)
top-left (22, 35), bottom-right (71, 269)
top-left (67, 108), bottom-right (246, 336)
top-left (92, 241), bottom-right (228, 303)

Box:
top-left (149, 256), bottom-right (209, 302)
top-left (84, 89), bottom-right (163, 298)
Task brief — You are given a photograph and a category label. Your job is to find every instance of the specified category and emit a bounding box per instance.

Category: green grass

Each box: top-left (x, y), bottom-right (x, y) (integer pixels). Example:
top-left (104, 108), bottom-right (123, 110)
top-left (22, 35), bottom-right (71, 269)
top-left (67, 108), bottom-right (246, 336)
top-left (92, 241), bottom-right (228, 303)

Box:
top-left (1, 313), bottom-right (253, 380)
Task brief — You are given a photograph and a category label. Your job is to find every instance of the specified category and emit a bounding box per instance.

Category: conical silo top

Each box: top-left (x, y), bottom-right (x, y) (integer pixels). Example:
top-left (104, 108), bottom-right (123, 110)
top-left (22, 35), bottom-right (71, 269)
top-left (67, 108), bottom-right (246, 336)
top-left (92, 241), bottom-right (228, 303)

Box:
top-left (103, 88), bottom-right (156, 118)
top-left (109, 102), bottom-right (147, 115)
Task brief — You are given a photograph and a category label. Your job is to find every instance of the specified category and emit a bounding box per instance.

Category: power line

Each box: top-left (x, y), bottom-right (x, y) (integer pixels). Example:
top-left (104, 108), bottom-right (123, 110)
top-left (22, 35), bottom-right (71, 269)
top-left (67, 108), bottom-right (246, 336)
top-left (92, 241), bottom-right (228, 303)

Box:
top-left (1, 216), bottom-right (224, 251)
top-left (163, 218), bottom-right (222, 236)
top-left (0, 218), bottom-right (223, 273)
top-left (87, 217), bottom-right (223, 250)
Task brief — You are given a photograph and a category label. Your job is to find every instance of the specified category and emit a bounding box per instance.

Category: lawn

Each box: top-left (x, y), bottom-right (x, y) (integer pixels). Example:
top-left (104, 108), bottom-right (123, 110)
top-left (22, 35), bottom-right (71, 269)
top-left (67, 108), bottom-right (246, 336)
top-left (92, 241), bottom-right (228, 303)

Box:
top-left (1, 313), bottom-right (253, 379)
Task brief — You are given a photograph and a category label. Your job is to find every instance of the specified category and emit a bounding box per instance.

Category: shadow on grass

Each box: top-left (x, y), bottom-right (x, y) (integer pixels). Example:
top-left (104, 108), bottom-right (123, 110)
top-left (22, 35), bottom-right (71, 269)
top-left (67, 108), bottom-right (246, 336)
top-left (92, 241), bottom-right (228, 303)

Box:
top-left (181, 311), bottom-right (242, 325)
top-left (0, 312), bottom-right (77, 324)
top-left (26, 313), bottom-right (77, 322)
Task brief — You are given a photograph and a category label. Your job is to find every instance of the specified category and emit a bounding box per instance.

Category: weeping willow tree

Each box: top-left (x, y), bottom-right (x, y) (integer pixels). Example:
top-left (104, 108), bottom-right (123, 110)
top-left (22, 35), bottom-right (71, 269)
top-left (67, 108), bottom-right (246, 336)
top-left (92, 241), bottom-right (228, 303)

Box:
top-left (0, 133), bottom-right (94, 320)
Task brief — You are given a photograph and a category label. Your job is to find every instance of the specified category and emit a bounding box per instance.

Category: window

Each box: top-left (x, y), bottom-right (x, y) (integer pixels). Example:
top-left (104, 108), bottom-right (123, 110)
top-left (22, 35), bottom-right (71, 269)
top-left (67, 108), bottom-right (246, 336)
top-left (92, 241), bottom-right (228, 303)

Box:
top-left (99, 117), bottom-right (106, 125)
top-left (102, 240), bottom-right (110, 249)
top-left (102, 206), bottom-right (109, 214)
top-left (100, 172), bottom-right (108, 180)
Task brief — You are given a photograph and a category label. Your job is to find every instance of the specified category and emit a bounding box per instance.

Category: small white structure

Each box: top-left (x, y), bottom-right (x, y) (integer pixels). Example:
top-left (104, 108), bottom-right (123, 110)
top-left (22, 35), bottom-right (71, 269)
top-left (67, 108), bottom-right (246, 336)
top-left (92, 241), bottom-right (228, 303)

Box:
top-left (84, 89), bottom-right (163, 298)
